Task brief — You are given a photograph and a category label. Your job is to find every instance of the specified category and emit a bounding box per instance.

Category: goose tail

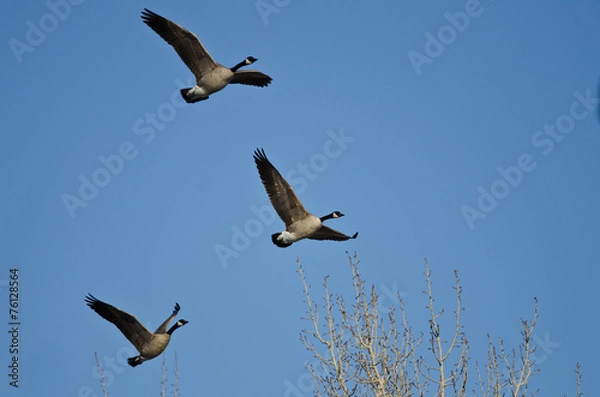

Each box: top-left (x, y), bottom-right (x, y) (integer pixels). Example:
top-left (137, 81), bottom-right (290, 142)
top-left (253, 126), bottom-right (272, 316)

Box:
top-left (127, 356), bottom-right (143, 367)
top-left (271, 233), bottom-right (292, 248)
top-left (180, 88), bottom-right (195, 103)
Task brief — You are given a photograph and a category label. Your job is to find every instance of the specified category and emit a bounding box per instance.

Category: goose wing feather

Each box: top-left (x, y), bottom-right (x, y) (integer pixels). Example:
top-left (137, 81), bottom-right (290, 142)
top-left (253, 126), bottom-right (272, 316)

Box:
top-left (154, 303), bottom-right (180, 333)
top-left (230, 71), bottom-right (273, 87)
top-left (254, 148), bottom-right (309, 227)
top-left (85, 294), bottom-right (153, 350)
top-left (141, 9), bottom-right (217, 81)
top-left (307, 226), bottom-right (359, 241)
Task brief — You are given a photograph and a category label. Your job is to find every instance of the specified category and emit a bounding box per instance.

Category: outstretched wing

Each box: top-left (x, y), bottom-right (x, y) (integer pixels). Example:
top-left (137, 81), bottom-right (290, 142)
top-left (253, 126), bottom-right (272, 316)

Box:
top-left (230, 71), bottom-right (272, 87)
top-left (307, 226), bottom-right (359, 241)
top-left (154, 303), bottom-right (180, 333)
top-left (85, 294), bottom-right (152, 351)
top-left (141, 9), bottom-right (217, 81)
top-left (253, 148), bottom-right (310, 227)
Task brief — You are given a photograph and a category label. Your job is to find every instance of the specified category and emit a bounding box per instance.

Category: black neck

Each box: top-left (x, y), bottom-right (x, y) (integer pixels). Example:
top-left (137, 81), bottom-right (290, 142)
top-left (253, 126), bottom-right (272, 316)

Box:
top-left (320, 213), bottom-right (334, 222)
top-left (230, 60), bottom-right (247, 72)
top-left (167, 323), bottom-right (182, 335)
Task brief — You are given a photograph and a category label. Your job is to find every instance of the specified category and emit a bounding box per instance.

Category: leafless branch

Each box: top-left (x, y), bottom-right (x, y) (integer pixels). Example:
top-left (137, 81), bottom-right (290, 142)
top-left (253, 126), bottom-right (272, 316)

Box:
top-left (94, 351), bottom-right (108, 397)
top-left (161, 353), bottom-right (167, 397)
top-left (173, 352), bottom-right (180, 397)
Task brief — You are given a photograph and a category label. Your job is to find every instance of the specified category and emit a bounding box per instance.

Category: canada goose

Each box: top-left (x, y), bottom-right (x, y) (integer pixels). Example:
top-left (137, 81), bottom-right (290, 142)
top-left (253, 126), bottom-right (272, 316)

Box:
top-left (253, 148), bottom-right (358, 248)
top-left (141, 9), bottom-right (272, 103)
top-left (85, 294), bottom-right (188, 367)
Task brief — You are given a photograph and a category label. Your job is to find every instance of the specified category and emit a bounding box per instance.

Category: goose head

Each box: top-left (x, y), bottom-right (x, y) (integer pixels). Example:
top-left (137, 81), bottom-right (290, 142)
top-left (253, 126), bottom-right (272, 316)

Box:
top-left (167, 319), bottom-right (189, 335)
top-left (231, 56), bottom-right (258, 72)
top-left (320, 211), bottom-right (345, 222)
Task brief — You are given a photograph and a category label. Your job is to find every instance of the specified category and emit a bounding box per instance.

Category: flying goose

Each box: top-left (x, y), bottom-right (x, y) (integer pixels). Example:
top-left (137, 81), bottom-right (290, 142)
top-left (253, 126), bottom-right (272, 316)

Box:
top-left (85, 294), bottom-right (188, 367)
top-left (253, 148), bottom-right (358, 248)
top-left (141, 8), bottom-right (272, 103)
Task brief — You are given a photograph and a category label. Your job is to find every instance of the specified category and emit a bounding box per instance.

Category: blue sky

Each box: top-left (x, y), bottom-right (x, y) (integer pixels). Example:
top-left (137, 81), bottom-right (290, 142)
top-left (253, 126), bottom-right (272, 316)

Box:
top-left (1, 0), bottom-right (599, 395)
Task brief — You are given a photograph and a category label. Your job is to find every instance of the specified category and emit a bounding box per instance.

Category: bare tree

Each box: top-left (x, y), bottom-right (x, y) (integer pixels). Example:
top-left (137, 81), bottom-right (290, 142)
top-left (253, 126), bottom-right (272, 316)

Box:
top-left (474, 302), bottom-right (539, 397)
top-left (573, 363), bottom-right (582, 397)
top-left (158, 352), bottom-right (180, 397)
top-left (93, 352), bottom-right (180, 396)
top-left (298, 253), bottom-right (582, 397)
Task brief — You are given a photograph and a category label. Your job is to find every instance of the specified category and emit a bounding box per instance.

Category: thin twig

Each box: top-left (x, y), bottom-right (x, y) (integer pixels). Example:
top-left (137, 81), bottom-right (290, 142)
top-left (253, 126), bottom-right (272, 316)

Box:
top-left (161, 353), bottom-right (167, 397)
top-left (94, 352), bottom-right (108, 397)
top-left (173, 352), bottom-right (180, 397)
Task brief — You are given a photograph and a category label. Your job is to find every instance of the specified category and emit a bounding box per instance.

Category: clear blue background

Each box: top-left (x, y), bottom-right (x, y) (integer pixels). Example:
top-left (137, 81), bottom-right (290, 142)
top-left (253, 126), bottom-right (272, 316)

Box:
top-left (1, 0), bottom-right (599, 395)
